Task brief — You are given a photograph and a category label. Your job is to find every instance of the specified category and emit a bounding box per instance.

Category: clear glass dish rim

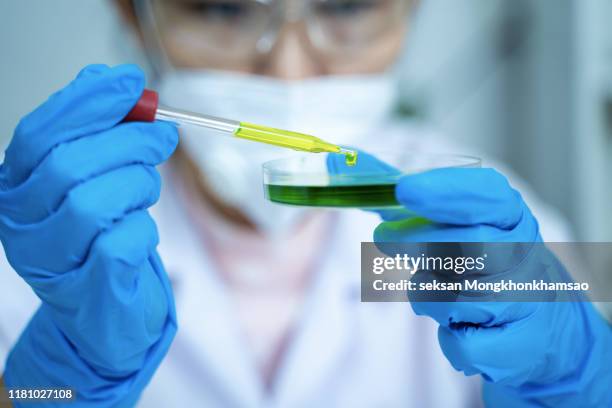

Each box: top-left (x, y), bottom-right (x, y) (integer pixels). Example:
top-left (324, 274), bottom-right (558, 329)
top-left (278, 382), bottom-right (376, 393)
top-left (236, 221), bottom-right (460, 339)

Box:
top-left (262, 152), bottom-right (482, 184)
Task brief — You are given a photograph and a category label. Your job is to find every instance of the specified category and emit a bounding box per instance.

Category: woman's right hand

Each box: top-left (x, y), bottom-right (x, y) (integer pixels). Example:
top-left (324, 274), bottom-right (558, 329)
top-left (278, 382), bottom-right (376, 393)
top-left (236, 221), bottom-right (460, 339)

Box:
top-left (0, 64), bottom-right (178, 406)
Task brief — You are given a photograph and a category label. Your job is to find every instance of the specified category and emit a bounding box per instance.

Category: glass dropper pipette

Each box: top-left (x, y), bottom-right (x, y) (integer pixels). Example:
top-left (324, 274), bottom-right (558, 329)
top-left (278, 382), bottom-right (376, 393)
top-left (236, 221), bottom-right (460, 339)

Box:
top-left (124, 89), bottom-right (357, 166)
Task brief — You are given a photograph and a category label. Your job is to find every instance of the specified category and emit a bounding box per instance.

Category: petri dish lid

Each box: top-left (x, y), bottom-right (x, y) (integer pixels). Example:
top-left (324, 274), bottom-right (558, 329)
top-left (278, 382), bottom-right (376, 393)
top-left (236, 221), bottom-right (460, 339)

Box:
top-left (263, 151), bottom-right (481, 187)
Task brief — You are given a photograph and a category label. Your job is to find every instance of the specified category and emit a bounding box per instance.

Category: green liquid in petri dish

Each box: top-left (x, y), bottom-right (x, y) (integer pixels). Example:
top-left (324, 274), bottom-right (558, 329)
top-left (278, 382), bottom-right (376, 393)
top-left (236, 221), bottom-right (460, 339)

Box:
top-left (234, 122), bottom-right (357, 166)
top-left (264, 183), bottom-right (399, 208)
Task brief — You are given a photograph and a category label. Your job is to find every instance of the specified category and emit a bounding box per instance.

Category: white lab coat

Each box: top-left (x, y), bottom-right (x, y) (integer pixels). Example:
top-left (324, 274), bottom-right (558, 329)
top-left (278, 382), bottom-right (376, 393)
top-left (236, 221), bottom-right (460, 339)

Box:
top-left (0, 120), bottom-right (571, 407)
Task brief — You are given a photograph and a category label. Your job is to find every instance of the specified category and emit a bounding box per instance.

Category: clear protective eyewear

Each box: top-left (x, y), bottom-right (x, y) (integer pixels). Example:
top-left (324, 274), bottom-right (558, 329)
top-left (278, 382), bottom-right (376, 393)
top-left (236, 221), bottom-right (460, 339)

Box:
top-left (135, 0), bottom-right (411, 66)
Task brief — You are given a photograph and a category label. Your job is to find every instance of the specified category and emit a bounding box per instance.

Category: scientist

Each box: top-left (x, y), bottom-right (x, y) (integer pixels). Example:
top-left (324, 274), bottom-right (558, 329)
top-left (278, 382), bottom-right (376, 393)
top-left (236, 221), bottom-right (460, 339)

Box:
top-left (0, 0), bottom-right (610, 406)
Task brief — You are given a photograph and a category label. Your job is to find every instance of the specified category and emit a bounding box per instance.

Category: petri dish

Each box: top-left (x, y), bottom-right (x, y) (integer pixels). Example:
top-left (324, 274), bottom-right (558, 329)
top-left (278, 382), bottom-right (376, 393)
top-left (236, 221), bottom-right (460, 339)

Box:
top-left (262, 151), bottom-right (481, 208)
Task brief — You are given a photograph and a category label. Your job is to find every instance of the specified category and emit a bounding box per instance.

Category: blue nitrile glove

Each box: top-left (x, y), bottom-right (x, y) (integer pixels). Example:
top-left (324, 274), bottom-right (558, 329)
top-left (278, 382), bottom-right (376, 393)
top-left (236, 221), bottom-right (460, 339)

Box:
top-left (374, 167), bottom-right (612, 407)
top-left (0, 64), bottom-right (178, 406)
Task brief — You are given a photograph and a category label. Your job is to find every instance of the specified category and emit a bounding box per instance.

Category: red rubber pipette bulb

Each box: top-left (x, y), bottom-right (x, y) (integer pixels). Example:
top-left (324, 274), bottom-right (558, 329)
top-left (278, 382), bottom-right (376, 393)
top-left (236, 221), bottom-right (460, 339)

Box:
top-left (124, 89), bottom-right (159, 122)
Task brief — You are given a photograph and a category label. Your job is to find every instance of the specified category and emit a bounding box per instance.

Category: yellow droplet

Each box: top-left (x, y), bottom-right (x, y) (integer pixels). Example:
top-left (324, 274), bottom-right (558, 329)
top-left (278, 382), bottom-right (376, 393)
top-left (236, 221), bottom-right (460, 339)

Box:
top-left (344, 150), bottom-right (358, 166)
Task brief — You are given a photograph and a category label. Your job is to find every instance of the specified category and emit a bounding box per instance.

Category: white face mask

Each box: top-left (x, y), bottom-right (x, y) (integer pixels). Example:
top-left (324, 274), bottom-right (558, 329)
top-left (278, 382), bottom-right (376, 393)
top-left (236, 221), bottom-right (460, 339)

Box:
top-left (156, 70), bottom-right (398, 236)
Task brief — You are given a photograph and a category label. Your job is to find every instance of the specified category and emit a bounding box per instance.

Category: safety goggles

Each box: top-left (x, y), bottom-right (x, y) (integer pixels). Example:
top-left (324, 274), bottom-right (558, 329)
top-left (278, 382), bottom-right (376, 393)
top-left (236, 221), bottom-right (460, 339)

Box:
top-left (135, 0), bottom-right (411, 66)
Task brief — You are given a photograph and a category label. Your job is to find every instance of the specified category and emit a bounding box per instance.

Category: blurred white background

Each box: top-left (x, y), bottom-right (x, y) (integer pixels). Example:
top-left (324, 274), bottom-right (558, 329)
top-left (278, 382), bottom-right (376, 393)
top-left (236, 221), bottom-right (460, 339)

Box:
top-left (0, 0), bottom-right (610, 246)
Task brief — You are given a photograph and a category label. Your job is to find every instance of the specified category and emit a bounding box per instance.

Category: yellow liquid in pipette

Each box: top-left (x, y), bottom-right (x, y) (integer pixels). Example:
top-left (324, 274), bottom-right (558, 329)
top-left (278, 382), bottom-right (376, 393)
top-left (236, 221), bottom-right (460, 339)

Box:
top-left (234, 122), bottom-right (357, 166)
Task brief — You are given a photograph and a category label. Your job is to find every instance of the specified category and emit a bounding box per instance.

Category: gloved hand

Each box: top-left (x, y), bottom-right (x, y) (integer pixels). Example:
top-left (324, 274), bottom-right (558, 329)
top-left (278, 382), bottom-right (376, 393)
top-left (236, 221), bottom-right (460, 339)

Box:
top-left (0, 64), bottom-right (178, 406)
top-left (374, 167), bottom-right (612, 407)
